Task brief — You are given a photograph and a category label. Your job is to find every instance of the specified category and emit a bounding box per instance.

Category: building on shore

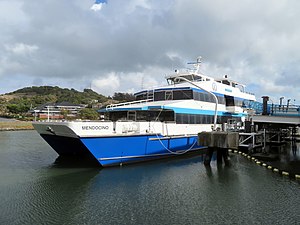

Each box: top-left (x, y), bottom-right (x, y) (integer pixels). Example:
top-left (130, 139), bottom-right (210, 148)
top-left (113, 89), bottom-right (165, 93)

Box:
top-left (30, 102), bottom-right (86, 120)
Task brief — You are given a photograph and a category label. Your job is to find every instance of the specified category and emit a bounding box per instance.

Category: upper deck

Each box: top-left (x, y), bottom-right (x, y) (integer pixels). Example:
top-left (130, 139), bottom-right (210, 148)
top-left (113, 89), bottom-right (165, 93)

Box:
top-left (103, 57), bottom-right (256, 113)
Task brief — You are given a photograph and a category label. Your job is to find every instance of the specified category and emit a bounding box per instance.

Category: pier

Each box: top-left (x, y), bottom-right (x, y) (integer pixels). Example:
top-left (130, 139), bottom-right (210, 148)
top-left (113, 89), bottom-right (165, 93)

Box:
top-left (199, 96), bottom-right (300, 179)
top-left (251, 96), bottom-right (300, 127)
top-left (249, 96), bottom-right (300, 151)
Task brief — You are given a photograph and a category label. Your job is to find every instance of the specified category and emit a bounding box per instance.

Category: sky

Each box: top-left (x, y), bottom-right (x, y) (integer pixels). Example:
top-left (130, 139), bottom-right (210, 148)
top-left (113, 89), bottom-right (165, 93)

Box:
top-left (1, 0), bottom-right (300, 105)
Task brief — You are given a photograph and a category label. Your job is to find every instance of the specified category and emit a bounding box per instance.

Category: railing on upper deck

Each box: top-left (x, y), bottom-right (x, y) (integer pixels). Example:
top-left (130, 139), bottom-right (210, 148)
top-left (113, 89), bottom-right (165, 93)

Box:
top-left (105, 99), bottom-right (154, 110)
top-left (246, 91), bottom-right (255, 96)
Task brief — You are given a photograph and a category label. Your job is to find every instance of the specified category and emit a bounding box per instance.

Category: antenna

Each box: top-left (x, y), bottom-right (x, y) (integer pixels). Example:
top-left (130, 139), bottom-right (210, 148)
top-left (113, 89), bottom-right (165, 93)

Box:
top-left (187, 56), bottom-right (202, 73)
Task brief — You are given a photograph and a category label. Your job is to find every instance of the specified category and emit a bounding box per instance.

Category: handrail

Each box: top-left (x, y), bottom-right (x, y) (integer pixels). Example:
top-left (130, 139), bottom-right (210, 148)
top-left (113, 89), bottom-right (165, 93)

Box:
top-left (106, 99), bottom-right (153, 110)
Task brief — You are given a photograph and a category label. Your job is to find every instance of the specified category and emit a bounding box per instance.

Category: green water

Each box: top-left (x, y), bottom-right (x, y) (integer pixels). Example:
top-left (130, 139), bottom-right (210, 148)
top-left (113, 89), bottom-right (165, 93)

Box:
top-left (1, 131), bottom-right (300, 225)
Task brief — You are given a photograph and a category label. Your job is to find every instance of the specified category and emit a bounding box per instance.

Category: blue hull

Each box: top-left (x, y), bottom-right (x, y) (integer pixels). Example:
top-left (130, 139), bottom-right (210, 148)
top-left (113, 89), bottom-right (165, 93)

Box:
top-left (80, 135), bottom-right (204, 167)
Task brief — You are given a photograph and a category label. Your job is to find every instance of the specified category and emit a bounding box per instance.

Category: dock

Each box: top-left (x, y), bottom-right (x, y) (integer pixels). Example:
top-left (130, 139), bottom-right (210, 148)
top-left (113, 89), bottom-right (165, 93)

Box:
top-left (198, 96), bottom-right (300, 179)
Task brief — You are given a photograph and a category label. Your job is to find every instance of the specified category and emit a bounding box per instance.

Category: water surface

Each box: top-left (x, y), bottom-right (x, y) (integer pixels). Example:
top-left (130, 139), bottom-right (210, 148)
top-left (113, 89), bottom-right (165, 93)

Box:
top-left (1, 131), bottom-right (300, 225)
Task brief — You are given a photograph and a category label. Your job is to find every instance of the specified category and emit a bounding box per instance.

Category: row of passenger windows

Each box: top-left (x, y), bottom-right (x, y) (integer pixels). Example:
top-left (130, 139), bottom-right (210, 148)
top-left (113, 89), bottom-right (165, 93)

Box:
top-left (176, 113), bottom-right (214, 124)
top-left (107, 110), bottom-right (241, 125)
top-left (176, 113), bottom-right (241, 124)
top-left (193, 92), bottom-right (225, 104)
top-left (108, 110), bottom-right (174, 122)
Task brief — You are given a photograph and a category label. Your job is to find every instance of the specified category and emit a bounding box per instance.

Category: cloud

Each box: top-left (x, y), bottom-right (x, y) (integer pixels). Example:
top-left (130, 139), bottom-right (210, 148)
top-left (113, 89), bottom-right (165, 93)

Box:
top-left (90, 67), bottom-right (162, 96)
top-left (1, 0), bottom-right (300, 104)
top-left (91, 73), bottom-right (120, 96)
top-left (90, 0), bottom-right (107, 11)
top-left (5, 43), bottom-right (39, 55)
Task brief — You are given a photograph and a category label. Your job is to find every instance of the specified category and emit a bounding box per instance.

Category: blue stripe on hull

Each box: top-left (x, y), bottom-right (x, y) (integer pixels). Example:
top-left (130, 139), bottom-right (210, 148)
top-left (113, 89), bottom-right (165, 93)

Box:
top-left (80, 135), bottom-right (203, 167)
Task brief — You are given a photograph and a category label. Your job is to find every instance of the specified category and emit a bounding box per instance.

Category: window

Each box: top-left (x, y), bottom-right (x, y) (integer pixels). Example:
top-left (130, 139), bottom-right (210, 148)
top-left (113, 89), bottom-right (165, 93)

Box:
top-left (154, 91), bottom-right (165, 101)
top-left (165, 91), bottom-right (173, 100)
top-left (109, 111), bottom-right (127, 121)
top-left (224, 95), bottom-right (235, 106)
top-left (235, 99), bottom-right (243, 107)
top-left (217, 95), bottom-right (225, 104)
top-left (190, 114), bottom-right (196, 124)
top-left (193, 92), bottom-right (200, 101)
top-left (222, 80), bottom-right (230, 85)
top-left (173, 90), bottom-right (193, 100)
top-left (207, 95), bottom-right (213, 103)
top-left (176, 114), bottom-right (183, 124)
top-left (175, 113), bottom-right (213, 124)
top-left (154, 89), bottom-right (193, 101)
top-left (127, 111), bottom-right (136, 121)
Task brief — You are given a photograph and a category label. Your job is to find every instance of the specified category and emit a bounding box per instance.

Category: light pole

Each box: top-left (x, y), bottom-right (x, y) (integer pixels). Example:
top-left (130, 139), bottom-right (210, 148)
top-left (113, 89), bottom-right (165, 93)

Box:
top-left (47, 106), bottom-right (50, 122)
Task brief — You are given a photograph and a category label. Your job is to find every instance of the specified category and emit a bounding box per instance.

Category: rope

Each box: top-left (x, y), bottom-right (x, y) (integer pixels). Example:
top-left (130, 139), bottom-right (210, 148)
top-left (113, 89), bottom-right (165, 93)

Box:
top-left (151, 104), bottom-right (198, 155)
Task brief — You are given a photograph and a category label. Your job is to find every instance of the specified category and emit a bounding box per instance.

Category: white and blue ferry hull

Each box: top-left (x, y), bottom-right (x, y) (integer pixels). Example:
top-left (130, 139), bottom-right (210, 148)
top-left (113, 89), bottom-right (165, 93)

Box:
top-left (33, 121), bottom-right (205, 167)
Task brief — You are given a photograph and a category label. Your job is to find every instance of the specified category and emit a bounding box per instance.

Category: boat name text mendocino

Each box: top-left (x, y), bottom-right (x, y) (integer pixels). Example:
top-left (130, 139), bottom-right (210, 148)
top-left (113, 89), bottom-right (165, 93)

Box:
top-left (82, 125), bottom-right (109, 130)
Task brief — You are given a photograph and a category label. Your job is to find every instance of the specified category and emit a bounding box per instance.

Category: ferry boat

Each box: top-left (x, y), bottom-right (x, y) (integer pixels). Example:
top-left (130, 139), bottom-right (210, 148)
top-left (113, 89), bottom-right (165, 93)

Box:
top-left (33, 57), bottom-right (256, 167)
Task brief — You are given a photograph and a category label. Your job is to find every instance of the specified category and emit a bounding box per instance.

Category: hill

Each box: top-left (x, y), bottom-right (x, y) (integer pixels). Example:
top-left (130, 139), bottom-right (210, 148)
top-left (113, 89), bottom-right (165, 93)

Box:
top-left (0, 86), bottom-right (135, 118)
top-left (8, 86), bottom-right (108, 104)
top-left (0, 86), bottom-right (110, 117)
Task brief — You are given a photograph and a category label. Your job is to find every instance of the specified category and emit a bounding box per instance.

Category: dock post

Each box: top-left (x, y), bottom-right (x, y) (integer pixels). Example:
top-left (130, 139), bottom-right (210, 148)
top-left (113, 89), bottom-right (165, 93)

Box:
top-left (217, 148), bottom-right (230, 166)
top-left (204, 147), bottom-right (214, 166)
top-left (199, 131), bottom-right (238, 166)
top-left (217, 147), bottom-right (223, 164)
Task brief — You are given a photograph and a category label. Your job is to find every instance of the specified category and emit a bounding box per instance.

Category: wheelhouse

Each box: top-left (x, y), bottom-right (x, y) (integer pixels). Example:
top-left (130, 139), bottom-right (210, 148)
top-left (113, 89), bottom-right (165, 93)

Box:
top-left (166, 73), bottom-right (212, 85)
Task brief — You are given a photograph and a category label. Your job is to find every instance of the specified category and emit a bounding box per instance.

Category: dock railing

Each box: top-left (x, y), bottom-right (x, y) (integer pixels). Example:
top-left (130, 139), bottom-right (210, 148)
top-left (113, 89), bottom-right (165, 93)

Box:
top-left (250, 101), bottom-right (300, 117)
top-left (239, 132), bottom-right (264, 152)
top-left (269, 104), bottom-right (300, 116)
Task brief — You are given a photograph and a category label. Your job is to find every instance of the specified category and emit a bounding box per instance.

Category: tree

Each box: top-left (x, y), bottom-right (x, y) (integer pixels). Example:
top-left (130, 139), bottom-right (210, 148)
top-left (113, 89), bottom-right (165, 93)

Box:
top-left (7, 104), bottom-right (29, 114)
top-left (112, 92), bottom-right (135, 102)
top-left (60, 109), bottom-right (70, 119)
top-left (78, 108), bottom-right (99, 120)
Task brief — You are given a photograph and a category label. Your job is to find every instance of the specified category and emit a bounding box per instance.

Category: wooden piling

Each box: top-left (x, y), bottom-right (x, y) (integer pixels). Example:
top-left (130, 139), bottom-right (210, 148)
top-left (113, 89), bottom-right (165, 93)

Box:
top-left (198, 131), bottom-right (239, 165)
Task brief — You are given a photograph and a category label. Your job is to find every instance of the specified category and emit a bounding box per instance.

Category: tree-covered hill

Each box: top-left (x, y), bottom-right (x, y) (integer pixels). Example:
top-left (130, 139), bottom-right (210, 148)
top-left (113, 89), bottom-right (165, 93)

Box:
top-left (0, 86), bottom-right (135, 118)
top-left (0, 86), bottom-right (109, 116)
top-left (9, 86), bottom-right (108, 105)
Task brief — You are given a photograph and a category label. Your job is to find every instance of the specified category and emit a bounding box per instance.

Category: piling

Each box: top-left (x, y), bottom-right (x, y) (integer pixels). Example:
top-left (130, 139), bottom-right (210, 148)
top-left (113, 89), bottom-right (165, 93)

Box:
top-left (198, 131), bottom-right (239, 166)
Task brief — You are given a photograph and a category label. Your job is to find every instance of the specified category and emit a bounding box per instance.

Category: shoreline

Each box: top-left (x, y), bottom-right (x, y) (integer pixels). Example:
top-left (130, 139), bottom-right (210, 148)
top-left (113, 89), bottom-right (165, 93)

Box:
top-left (0, 121), bottom-right (34, 131)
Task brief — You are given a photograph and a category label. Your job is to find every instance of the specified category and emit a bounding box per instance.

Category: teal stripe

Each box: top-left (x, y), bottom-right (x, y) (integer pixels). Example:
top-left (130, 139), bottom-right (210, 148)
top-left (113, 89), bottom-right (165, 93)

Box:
top-left (163, 106), bottom-right (246, 117)
top-left (100, 105), bottom-right (247, 117)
